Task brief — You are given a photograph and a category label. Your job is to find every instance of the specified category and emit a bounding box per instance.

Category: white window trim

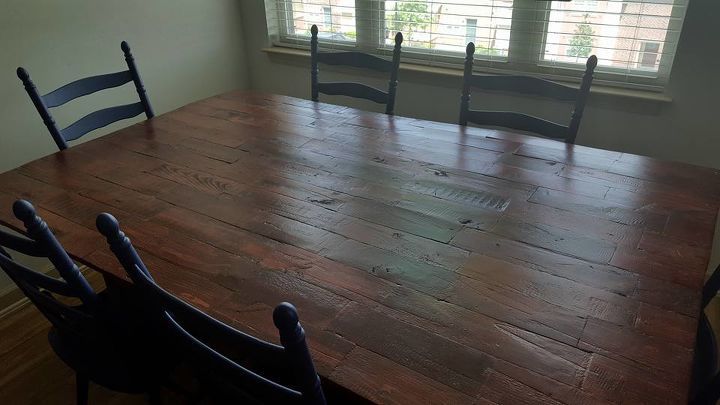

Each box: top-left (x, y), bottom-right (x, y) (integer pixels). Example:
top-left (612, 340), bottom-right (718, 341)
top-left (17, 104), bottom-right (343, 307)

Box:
top-left (267, 0), bottom-right (686, 92)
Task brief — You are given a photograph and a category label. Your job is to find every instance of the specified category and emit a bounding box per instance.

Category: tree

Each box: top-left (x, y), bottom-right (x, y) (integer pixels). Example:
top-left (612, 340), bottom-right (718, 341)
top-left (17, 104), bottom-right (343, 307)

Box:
top-left (390, 2), bottom-right (432, 46)
top-left (567, 14), bottom-right (594, 61)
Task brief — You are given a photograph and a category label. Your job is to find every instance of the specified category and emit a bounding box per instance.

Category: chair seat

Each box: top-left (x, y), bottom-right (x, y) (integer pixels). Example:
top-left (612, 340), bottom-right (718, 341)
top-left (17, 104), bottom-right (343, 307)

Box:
top-left (691, 313), bottom-right (718, 398)
top-left (47, 291), bottom-right (179, 394)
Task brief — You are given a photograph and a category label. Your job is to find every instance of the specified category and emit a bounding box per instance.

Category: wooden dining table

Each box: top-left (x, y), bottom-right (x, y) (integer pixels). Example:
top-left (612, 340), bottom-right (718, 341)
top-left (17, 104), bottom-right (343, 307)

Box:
top-left (1, 90), bottom-right (719, 404)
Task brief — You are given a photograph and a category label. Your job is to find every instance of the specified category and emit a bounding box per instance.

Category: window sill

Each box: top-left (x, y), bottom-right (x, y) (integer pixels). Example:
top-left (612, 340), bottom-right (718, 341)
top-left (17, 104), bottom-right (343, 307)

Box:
top-left (261, 46), bottom-right (673, 104)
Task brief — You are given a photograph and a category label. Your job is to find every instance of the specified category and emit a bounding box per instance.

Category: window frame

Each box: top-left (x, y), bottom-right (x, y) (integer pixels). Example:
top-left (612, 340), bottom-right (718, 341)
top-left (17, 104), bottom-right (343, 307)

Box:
top-left (268, 0), bottom-right (687, 91)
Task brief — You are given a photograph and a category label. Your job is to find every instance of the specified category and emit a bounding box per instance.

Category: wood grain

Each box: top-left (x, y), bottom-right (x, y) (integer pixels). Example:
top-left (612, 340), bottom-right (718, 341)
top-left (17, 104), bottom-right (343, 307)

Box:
top-left (1, 90), bottom-right (718, 404)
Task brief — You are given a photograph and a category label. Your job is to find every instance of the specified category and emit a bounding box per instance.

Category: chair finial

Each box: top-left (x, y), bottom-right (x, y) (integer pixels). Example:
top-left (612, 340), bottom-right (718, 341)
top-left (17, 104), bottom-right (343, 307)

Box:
top-left (96, 212), bottom-right (121, 240)
top-left (311, 24), bottom-right (318, 37)
top-left (466, 42), bottom-right (475, 57)
top-left (121, 41), bottom-right (131, 55)
top-left (587, 55), bottom-right (598, 70)
top-left (273, 302), bottom-right (300, 335)
top-left (12, 199), bottom-right (38, 224)
top-left (394, 32), bottom-right (403, 45)
top-left (16, 67), bottom-right (30, 82)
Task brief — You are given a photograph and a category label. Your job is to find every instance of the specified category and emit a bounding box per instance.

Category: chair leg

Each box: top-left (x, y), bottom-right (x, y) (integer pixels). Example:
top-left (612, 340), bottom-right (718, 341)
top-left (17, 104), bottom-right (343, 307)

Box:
top-left (76, 372), bottom-right (89, 405)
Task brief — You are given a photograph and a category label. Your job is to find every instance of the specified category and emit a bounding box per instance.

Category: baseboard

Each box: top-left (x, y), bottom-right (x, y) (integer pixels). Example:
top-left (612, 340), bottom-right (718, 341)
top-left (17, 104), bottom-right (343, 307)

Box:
top-left (0, 288), bottom-right (31, 319)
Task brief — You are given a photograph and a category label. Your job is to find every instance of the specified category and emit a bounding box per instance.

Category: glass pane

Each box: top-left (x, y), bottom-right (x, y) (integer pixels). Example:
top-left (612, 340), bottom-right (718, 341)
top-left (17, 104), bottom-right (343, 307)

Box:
top-left (285, 0), bottom-right (357, 42)
top-left (384, 1), bottom-right (514, 57)
top-left (542, 1), bottom-right (675, 72)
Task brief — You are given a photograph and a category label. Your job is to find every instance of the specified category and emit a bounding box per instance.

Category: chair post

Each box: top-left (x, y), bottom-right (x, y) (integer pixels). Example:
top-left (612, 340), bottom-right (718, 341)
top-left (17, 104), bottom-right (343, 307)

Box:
top-left (385, 32), bottom-right (404, 115)
top-left (121, 41), bottom-right (154, 119)
top-left (310, 25), bottom-right (319, 102)
top-left (16, 68), bottom-right (67, 150)
top-left (567, 54), bottom-right (597, 144)
top-left (273, 302), bottom-right (326, 405)
top-left (12, 200), bottom-right (98, 307)
top-left (96, 213), bottom-right (152, 280)
top-left (459, 43), bottom-right (475, 126)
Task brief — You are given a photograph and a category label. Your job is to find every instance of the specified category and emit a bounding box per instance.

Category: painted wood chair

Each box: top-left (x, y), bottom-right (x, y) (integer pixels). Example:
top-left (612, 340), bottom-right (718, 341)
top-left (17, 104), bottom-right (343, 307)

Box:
top-left (459, 42), bottom-right (597, 144)
top-left (96, 212), bottom-right (327, 405)
top-left (690, 264), bottom-right (720, 404)
top-left (311, 24), bottom-right (403, 115)
top-left (17, 41), bottom-right (154, 151)
top-left (0, 200), bottom-right (174, 405)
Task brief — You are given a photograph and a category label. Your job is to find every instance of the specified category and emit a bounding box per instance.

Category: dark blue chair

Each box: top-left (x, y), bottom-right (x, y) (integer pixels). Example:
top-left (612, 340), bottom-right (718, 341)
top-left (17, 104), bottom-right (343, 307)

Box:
top-left (459, 42), bottom-right (597, 144)
top-left (17, 41), bottom-right (154, 151)
top-left (96, 212), bottom-right (327, 405)
top-left (0, 200), bottom-right (174, 405)
top-left (691, 264), bottom-right (720, 404)
top-left (311, 24), bottom-right (403, 115)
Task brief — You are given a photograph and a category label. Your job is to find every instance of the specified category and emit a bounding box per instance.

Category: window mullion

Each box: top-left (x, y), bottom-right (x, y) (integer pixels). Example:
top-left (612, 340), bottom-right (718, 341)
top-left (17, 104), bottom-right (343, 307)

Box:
top-left (355, 0), bottom-right (379, 51)
top-left (507, 0), bottom-right (547, 72)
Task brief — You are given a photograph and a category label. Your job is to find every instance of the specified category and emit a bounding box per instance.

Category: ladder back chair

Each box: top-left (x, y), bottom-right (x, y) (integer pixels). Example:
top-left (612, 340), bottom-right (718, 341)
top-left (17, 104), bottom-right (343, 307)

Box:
top-left (459, 42), bottom-right (597, 144)
top-left (17, 41), bottom-right (154, 151)
top-left (0, 200), bottom-right (174, 405)
top-left (311, 24), bottom-right (403, 115)
top-left (97, 212), bottom-right (327, 405)
top-left (690, 264), bottom-right (720, 404)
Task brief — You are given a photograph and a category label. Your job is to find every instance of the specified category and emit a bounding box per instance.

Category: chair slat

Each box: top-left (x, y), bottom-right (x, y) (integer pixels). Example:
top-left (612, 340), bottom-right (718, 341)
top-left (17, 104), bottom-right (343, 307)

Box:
top-left (150, 267), bottom-right (287, 357)
top-left (62, 102), bottom-right (145, 141)
top-left (0, 253), bottom-right (75, 296)
top-left (317, 51), bottom-right (393, 72)
top-left (165, 312), bottom-right (303, 403)
top-left (318, 82), bottom-right (389, 104)
top-left (43, 71), bottom-right (133, 108)
top-left (468, 75), bottom-right (579, 102)
top-left (465, 110), bottom-right (568, 140)
top-left (0, 228), bottom-right (44, 257)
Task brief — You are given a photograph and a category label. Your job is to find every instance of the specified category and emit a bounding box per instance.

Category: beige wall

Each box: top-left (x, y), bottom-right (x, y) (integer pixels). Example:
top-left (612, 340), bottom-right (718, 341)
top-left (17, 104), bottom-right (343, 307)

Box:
top-left (239, 0), bottom-right (720, 169)
top-left (0, 0), bottom-right (249, 295)
top-left (0, 0), bottom-right (248, 173)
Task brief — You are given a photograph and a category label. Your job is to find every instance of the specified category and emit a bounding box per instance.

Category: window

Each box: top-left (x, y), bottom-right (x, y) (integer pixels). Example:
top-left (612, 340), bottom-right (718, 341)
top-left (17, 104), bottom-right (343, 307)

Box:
top-left (638, 41), bottom-right (661, 69)
top-left (465, 18), bottom-right (477, 44)
top-left (322, 6), bottom-right (332, 25)
top-left (266, 0), bottom-right (689, 89)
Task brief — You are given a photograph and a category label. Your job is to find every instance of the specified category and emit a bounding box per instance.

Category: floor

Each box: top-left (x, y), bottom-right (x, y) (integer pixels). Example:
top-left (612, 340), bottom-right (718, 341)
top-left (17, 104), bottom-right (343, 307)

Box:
top-left (0, 271), bottom-right (151, 404)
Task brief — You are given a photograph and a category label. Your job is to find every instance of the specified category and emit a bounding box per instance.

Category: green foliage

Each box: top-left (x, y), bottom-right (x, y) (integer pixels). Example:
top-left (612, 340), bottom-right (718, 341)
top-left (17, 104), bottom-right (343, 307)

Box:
top-left (568, 14), bottom-right (594, 59)
top-left (475, 44), bottom-right (500, 57)
top-left (389, 2), bottom-right (431, 44)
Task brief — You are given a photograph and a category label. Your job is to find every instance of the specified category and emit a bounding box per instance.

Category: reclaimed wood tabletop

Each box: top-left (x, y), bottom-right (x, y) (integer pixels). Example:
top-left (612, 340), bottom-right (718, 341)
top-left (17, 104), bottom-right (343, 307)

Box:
top-left (1, 91), bottom-right (719, 404)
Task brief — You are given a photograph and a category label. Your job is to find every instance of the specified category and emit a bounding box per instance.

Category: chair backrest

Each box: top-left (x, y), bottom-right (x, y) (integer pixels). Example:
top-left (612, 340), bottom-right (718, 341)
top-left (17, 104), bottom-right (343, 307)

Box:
top-left (0, 200), bottom-right (99, 342)
top-left (459, 42), bottom-right (597, 144)
top-left (96, 213), bottom-right (326, 405)
top-left (311, 25), bottom-right (403, 115)
top-left (17, 41), bottom-right (154, 151)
